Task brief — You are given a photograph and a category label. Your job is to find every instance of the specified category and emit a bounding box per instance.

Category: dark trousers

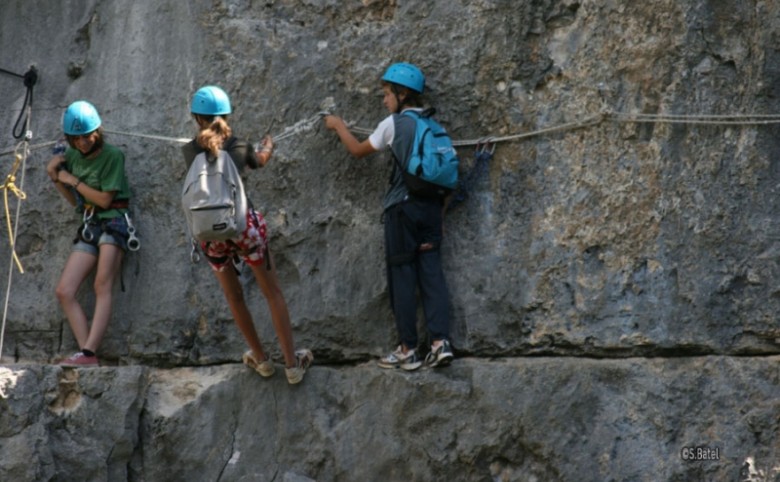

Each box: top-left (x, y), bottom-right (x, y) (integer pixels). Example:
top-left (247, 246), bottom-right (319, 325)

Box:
top-left (384, 198), bottom-right (450, 350)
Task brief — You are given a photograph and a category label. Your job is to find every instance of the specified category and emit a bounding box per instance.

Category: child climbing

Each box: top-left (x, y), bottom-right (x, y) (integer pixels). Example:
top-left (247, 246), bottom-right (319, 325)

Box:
top-left (182, 85), bottom-right (313, 384)
top-left (46, 101), bottom-right (133, 367)
top-left (323, 62), bottom-right (455, 370)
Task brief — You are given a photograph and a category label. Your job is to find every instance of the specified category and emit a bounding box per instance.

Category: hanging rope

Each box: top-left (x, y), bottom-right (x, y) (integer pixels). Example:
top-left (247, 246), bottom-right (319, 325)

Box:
top-left (0, 65), bottom-right (37, 361)
top-left (447, 141), bottom-right (495, 212)
top-left (0, 115), bottom-right (32, 362)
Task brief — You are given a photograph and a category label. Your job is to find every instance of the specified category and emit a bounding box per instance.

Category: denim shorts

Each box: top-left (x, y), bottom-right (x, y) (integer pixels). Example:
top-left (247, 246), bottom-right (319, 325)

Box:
top-left (72, 231), bottom-right (125, 256)
top-left (72, 215), bottom-right (130, 255)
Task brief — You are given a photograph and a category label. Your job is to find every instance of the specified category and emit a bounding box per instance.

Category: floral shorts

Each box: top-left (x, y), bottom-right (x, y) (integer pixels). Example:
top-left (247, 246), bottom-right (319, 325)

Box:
top-left (201, 208), bottom-right (268, 272)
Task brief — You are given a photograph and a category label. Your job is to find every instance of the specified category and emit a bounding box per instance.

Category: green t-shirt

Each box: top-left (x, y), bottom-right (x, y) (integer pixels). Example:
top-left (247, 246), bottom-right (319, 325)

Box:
top-left (65, 143), bottom-right (130, 219)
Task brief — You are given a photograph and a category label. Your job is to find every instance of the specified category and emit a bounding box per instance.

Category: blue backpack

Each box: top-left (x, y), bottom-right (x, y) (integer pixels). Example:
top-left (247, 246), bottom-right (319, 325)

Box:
top-left (396, 109), bottom-right (459, 199)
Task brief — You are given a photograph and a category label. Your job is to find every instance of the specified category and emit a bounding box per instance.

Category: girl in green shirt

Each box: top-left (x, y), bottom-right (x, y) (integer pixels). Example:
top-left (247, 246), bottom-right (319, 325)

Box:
top-left (46, 101), bottom-right (132, 368)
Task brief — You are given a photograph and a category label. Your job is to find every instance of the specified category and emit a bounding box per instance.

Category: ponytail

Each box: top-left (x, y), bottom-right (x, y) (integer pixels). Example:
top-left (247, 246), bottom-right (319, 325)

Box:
top-left (196, 115), bottom-right (233, 157)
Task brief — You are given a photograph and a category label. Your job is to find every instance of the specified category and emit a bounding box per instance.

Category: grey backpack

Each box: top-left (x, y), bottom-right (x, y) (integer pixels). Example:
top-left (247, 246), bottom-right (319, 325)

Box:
top-left (181, 149), bottom-right (247, 242)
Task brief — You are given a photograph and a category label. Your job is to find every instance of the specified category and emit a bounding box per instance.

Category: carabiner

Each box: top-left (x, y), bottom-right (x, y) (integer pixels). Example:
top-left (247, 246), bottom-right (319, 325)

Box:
top-left (125, 213), bottom-right (141, 252)
top-left (477, 137), bottom-right (496, 155)
top-left (81, 206), bottom-right (95, 242)
top-left (190, 239), bottom-right (201, 264)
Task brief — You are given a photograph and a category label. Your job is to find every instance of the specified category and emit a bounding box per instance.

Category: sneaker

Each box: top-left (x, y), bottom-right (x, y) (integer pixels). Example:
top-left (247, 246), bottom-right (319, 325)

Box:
top-left (425, 339), bottom-right (454, 368)
top-left (242, 350), bottom-right (275, 378)
top-left (378, 346), bottom-right (422, 371)
top-left (60, 352), bottom-right (99, 368)
top-left (285, 349), bottom-right (313, 385)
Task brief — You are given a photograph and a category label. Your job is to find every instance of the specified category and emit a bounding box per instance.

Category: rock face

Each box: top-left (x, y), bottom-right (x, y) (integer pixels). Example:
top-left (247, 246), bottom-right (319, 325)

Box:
top-left (0, 0), bottom-right (779, 480)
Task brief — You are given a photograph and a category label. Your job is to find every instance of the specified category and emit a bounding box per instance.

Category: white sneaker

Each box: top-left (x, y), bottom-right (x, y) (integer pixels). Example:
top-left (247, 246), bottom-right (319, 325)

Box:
top-left (378, 346), bottom-right (422, 371)
top-left (425, 339), bottom-right (454, 368)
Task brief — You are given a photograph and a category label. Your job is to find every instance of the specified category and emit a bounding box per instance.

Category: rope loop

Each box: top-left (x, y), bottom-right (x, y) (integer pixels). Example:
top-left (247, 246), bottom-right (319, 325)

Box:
top-left (0, 146), bottom-right (29, 276)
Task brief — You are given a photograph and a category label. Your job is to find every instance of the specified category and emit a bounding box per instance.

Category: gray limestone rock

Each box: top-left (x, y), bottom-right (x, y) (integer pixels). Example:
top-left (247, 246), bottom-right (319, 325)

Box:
top-left (1, 0), bottom-right (779, 480)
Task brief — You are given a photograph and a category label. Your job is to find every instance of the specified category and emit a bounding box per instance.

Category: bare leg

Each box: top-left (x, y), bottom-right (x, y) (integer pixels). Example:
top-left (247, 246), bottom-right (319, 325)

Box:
top-left (212, 267), bottom-right (269, 362)
top-left (83, 244), bottom-right (124, 352)
top-left (55, 251), bottom-right (98, 348)
top-left (250, 250), bottom-right (296, 368)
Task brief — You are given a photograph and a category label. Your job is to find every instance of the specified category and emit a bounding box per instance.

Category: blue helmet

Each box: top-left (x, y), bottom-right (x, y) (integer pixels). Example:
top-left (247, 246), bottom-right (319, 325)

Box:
top-left (62, 101), bottom-right (102, 135)
top-left (381, 63), bottom-right (425, 94)
top-left (191, 86), bottom-right (232, 115)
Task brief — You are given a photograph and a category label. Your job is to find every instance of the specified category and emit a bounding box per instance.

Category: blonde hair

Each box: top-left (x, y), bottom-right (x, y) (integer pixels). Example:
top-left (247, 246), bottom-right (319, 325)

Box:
top-left (195, 115), bottom-right (232, 157)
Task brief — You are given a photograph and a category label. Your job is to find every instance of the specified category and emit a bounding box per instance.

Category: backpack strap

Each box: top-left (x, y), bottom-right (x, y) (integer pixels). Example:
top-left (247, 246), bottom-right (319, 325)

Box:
top-left (390, 111), bottom-right (422, 179)
top-left (402, 107), bottom-right (436, 119)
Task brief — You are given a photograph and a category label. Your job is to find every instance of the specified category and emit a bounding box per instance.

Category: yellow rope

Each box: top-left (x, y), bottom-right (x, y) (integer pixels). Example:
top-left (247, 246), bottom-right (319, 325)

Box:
top-left (0, 152), bottom-right (27, 274)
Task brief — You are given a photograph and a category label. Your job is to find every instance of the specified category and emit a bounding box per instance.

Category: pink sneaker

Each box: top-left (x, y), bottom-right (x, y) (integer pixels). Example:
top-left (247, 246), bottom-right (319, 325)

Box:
top-left (60, 352), bottom-right (99, 368)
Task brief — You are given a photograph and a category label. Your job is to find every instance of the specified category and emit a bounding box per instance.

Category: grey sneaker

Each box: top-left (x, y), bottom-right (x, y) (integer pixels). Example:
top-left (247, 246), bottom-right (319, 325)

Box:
top-left (285, 349), bottom-right (313, 384)
top-left (378, 346), bottom-right (422, 371)
top-left (425, 339), bottom-right (454, 368)
top-left (242, 350), bottom-right (275, 378)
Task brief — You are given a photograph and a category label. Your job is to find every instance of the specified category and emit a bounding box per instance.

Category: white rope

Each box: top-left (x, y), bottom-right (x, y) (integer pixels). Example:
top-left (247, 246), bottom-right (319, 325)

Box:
top-left (611, 112), bottom-right (780, 120)
top-left (0, 140), bottom-right (55, 157)
top-left (270, 111), bottom-right (330, 143)
top-left (0, 113), bottom-right (32, 361)
top-left (103, 129), bottom-right (191, 144)
top-left (340, 110), bottom-right (780, 149)
top-left (451, 113), bottom-right (605, 147)
top-left (607, 112), bottom-right (780, 126)
top-left (99, 111), bottom-right (332, 146)
top-left (6, 109), bottom-right (780, 159)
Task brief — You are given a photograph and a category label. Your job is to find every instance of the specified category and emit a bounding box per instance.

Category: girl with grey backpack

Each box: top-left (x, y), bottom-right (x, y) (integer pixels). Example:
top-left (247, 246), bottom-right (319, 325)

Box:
top-left (182, 85), bottom-right (312, 384)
